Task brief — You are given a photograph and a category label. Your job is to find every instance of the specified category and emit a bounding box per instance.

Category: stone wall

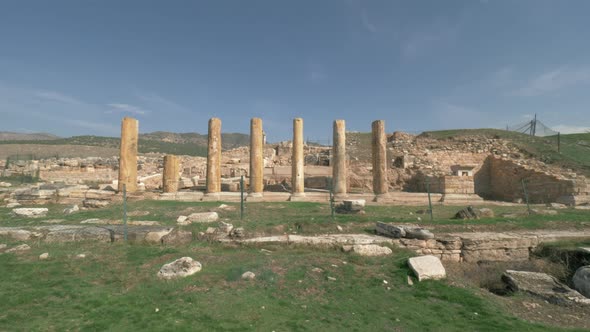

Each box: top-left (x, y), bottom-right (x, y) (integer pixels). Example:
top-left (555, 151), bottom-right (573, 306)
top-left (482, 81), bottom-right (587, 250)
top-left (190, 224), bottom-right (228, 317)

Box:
top-left (489, 156), bottom-right (588, 203)
top-left (442, 176), bottom-right (475, 194)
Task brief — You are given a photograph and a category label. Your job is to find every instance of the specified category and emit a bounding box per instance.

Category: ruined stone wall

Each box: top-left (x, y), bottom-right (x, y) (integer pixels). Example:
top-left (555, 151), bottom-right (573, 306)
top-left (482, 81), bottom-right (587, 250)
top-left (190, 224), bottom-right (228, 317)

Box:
top-left (489, 156), bottom-right (588, 203)
top-left (442, 176), bottom-right (475, 194)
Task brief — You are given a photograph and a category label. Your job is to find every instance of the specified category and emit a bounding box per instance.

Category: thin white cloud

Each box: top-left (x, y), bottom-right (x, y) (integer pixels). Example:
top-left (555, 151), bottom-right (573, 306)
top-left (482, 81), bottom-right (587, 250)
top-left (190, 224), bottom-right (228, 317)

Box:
top-left (360, 9), bottom-right (377, 33)
top-left (35, 90), bottom-right (81, 105)
top-left (513, 66), bottom-right (590, 97)
top-left (107, 103), bottom-right (148, 115)
top-left (135, 92), bottom-right (191, 114)
top-left (66, 119), bottom-right (119, 134)
top-left (401, 20), bottom-right (458, 60)
top-left (551, 124), bottom-right (590, 134)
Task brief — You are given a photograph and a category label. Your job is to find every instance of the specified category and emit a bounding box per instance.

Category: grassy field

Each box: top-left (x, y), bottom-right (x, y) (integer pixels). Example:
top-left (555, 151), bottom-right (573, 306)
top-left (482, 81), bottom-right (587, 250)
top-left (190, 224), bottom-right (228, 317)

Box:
top-left (2, 201), bottom-right (590, 330)
top-left (0, 240), bottom-right (581, 331)
top-left (1, 200), bottom-right (589, 235)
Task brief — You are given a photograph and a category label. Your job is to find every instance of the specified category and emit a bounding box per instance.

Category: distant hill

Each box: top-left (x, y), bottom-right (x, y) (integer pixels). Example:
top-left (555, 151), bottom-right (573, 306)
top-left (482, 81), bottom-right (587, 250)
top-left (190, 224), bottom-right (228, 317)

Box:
top-left (0, 132), bottom-right (60, 141)
top-left (0, 131), bottom-right (250, 158)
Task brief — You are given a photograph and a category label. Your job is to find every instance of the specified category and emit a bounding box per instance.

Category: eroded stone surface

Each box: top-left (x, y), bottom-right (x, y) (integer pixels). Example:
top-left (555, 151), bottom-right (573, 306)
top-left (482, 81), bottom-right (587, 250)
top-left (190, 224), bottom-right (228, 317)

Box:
top-left (573, 266), bottom-right (590, 299)
top-left (12, 208), bottom-right (48, 218)
top-left (342, 244), bottom-right (392, 256)
top-left (157, 257), bottom-right (202, 279)
top-left (408, 255), bottom-right (446, 281)
top-left (503, 270), bottom-right (590, 305)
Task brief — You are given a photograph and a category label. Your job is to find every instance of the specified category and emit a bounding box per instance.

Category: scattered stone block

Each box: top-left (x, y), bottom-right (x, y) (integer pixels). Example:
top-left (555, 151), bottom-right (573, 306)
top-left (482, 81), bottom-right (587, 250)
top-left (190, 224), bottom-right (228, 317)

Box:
top-left (530, 209), bottom-right (558, 216)
top-left (63, 204), bottom-right (79, 215)
top-left (503, 270), bottom-right (590, 305)
top-left (83, 199), bottom-right (109, 208)
top-left (408, 255), bottom-right (446, 281)
top-left (342, 244), bottom-right (392, 256)
top-left (6, 202), bottom-right (21, 208)
top-left (5, 244), bottom-right (31, 253)
top-left (187, 212), bottom-right (219, 223)
top-left (241, 271), bottom-right (256, 280)
top-left (336, 199), bottom-right (366, 214)
top-left (0, 182), bottom-right (12, 187)
top-left (548, 203), bottom-right (567, 209)
top-left (375, 222), bottom-right (434, 240)
top-left (39, 252), bottom-right (49, 260)
top-left (176, 216), bottom-right (189, 225)
top-left (12, 208), bottom-right (48, 218)
top-left (157, 257), bottom-right (202, 280)
top-left (217, 221), bottom-right (234, 235)
top-left (229, 227), bottom-right (245, 239)
top-left (573, 266), bottom-right (590, 299)
top-left (453, 206), bottom-right (494, 219)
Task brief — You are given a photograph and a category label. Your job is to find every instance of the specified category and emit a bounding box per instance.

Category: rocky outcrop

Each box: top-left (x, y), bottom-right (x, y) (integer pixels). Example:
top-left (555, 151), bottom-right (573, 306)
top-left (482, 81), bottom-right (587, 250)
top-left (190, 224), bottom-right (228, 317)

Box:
top-left (375, 222), bottom-right (434, 239)
top-left (157, 257), bottom-right (202, 279)
top-left (573, 266), bottom-right (590, 299)
top-left (502, 270), bottom-right (590, 305)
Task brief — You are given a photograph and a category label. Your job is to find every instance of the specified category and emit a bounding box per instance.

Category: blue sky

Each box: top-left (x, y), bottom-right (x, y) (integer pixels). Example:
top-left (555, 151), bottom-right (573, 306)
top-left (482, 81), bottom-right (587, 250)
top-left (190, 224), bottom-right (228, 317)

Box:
top-left (1, 0), bottom-right (590, 141)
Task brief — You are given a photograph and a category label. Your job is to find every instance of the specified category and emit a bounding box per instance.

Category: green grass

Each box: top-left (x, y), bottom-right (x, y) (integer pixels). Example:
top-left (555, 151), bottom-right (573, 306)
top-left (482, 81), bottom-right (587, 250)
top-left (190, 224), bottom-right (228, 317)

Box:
top-left (0, 132), bottom-right (251, 158)
top-left (0, 241), bottom-right (577, 331)
top-left (1, 200), bottom-right (589, 235)
top-left (423, 129), bottom-right (590, 177)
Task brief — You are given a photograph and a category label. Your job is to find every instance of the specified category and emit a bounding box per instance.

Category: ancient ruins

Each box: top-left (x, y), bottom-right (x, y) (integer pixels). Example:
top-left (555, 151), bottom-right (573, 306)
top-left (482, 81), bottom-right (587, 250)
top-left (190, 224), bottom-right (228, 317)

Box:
top-left (1, 116), bottom-right (589, 207)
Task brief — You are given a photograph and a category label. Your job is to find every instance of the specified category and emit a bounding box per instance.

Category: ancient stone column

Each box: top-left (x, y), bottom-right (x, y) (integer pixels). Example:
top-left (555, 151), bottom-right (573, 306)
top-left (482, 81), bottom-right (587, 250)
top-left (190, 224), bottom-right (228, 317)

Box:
top-left (249, 118), bottom-right (264, 197)
top-left (118, 117), bottom-right (138, 193)
top-left (291, 118), bottom-right (305, 197)
top-left (206, 117), bottom-right (221, 194)
top-left (162, 155), bottom-right (179, 193)
top-left (372, 120), bottom-right (388, 196)
top-left (332, 120), bottom-right (347, 197)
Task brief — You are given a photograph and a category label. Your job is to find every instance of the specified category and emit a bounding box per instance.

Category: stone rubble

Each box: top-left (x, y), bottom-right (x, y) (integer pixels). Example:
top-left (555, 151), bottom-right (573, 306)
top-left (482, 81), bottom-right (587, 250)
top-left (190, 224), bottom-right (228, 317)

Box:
top-left (157, 257), bottom-right (202, 279)
top-left (342, 244), bottom-right (392, 256)
top-left (12, 208), bottom-right (48, 218)
top-left (502, 270), bottom-right (590, 306)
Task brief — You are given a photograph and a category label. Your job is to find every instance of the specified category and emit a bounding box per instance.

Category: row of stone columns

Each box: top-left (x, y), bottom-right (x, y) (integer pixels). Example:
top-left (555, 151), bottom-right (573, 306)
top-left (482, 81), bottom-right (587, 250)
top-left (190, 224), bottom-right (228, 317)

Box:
top-left (118, 116), bottom-right (389, 198)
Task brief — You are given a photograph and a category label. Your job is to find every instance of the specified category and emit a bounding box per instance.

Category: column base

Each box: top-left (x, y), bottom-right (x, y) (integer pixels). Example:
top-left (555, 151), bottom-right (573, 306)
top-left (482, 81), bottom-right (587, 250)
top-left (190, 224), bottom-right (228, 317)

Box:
top-left (373, 193), bottom-right (390, 203)
top-left (289, 192), bottom-right (307, 201)
top-left (247, 192), bottom-right (264, 202)
top-left (202, 193), bottom-right (221, 201)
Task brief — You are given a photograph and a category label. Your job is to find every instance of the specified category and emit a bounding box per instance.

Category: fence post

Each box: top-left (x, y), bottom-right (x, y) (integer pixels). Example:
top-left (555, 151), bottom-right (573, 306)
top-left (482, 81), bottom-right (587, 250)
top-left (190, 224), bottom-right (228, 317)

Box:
top-left (123, 184), bottom-right (128, 242)
top-left (329, 177), bottom-right (335, 221)
top-left (240, 175), bottom-right (244, 220)
top-left (426, 178), bottom-right (434, 221)
top-left (521, 179), bottom-right (531, 215)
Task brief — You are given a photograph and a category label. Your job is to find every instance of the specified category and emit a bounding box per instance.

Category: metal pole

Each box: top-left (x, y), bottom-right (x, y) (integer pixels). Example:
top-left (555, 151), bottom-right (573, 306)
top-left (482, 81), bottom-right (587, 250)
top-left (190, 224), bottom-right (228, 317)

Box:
top-left (521, 179), bottom-right (531, 215)
top-left (123, 184), bottom-right (128, 242)
top-left (557, 132), bottom-right (561, 153)
top-left (329, 177), bottom-right (335, 221)
top-left (426, 178), bottom-right (433, 221)
top-left (240, 175), bottom-right (244, 220)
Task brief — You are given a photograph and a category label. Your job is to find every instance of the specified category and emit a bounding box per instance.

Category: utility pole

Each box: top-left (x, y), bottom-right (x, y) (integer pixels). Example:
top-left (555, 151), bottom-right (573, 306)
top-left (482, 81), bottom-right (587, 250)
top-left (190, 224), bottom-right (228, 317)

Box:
top-left (532, 114), bottom-right (537, 136)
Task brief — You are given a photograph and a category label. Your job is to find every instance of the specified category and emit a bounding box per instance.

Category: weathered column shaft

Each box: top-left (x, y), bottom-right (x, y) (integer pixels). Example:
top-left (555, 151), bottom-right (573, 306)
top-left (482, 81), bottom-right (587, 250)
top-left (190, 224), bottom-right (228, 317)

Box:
top-left (372, 120), bottom-right (388, 195)
top-left (332, 120), bottom-right (347, 195)
top-left (249, 118), bottom-right (264, 195)
top-left (118, 117), bottom-right (138, 192)
top-left (162, 155), bottom-right (180, 193)
top-left (292, 118), bottom-right (305, 195)
top-left (206, 118), bottom-right (222, 193)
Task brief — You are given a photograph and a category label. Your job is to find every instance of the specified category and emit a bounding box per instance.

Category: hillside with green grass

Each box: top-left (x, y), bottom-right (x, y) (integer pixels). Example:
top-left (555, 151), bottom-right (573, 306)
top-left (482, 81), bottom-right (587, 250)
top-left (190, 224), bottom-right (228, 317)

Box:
top-left (422, 129), bottom-right (590, 177)
top-left (0, 132), bottom-right (250, 158)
